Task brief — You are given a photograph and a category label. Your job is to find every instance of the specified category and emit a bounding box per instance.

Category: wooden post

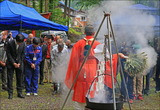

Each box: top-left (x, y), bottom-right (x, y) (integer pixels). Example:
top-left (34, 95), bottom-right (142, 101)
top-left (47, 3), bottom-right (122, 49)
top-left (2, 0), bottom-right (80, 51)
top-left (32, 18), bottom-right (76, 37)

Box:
top-left (67, 0), bottom-right (71, 28)
top-left (64, 0), bottom-right (67, 19)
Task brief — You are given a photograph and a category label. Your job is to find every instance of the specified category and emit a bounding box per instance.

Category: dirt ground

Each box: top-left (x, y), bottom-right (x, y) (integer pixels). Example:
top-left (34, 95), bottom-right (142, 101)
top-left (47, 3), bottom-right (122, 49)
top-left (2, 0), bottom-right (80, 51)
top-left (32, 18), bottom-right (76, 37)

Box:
top-left (0, 76), bottom-right (160, 110)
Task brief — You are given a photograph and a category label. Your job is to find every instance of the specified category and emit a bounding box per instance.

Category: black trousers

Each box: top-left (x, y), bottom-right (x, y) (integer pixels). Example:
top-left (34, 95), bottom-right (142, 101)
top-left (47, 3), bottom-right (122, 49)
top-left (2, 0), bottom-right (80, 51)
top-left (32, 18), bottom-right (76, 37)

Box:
top-left (7, 67), bottom-right (23, 94)
top-left (39, 60), bottom-right (45, 83)
top-left (22, 62), bottom-right (26, 88)
top-left (2, 66), bottom-right (7, 89)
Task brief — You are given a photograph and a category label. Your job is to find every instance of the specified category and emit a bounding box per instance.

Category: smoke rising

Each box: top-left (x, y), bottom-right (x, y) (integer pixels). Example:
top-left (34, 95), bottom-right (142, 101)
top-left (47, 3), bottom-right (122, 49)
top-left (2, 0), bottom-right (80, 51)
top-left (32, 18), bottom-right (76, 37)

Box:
top-left (51, 49), bottom-right (72, 108)
top-left (88, 1), bottom-right (157, 73)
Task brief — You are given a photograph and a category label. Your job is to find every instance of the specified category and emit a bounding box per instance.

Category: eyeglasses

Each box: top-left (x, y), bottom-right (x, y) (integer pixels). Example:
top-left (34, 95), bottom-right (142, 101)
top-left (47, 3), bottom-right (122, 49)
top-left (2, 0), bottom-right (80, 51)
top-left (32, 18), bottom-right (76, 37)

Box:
top-left (83, 45), bottom-right (90, 56)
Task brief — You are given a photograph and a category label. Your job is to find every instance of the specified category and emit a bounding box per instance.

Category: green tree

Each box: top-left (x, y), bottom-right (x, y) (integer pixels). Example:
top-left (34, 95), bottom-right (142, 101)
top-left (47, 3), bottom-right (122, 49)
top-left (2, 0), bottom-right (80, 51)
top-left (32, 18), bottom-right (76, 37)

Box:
top-left (32, 0), bottom-right (36, 9)
top-left (67, 0), bottom-right (71, 28)
top-left (48, 0), bottom-right (69, 25)
top-left (39, 0), bottom-right (43, 13)
top-left (76, 0), bottom-right (103, 10)
top-left (64, 0), bottom-right (67, 19)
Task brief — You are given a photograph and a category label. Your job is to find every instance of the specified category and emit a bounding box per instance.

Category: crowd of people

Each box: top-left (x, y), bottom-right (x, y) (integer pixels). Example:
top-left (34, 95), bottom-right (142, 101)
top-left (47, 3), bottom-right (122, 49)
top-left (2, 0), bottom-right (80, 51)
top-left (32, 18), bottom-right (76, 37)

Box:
top-left (119, 41), bottom-right (160, 104)
top-left (0, 24), bottom-right (160, 110)
top-left (0, 31), bottom-right (72, 99)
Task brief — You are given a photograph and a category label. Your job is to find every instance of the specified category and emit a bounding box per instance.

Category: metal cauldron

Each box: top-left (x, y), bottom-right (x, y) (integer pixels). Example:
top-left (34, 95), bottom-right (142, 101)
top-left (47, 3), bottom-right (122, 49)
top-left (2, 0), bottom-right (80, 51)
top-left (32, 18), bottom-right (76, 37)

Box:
top-left (85, 95), bottom-right (123, 110)
top-left (85, 74), bottom-right (124, 110)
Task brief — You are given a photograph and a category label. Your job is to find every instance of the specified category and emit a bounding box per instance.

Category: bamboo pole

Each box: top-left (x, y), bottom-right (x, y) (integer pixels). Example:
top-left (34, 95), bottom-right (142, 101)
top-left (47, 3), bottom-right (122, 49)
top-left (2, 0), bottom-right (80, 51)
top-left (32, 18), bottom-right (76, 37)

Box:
top-left (109, 16), bottom-right (131, 110)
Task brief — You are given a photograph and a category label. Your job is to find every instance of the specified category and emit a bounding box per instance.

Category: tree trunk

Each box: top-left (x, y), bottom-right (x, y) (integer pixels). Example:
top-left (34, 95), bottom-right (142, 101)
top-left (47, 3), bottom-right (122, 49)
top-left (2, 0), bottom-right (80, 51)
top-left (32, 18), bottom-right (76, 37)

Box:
top-left (40, 0), bottom-right (43, 13)
top-left (49, 0), bottom-right (53, 10)
top-left (67, 0), bottom-right (71, 27)
top-left (64, 0), bottom-right (67, 19)
top-left (49, 0), bottom-right (53, 20)
top-left (27, 0), bottom-right (30, 7)
top-left (32, 0), bottom-right (36, 9)
top-left (45, 0), bottom-right (48, 13)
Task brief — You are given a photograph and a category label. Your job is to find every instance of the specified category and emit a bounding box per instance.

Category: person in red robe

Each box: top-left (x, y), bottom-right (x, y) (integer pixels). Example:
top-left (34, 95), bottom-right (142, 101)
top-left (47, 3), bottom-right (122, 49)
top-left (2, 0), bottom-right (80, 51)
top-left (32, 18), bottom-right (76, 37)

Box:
top-left (65, 24), bottom-right (125, 109)
top-left (65, 24), bottom-right (100, 104)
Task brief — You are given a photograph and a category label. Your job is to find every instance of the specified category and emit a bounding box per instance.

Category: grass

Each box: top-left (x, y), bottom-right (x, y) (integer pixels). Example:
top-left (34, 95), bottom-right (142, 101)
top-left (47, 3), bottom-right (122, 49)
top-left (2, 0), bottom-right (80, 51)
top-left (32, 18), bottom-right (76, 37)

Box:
top-left (0, 73), bottom-right (160, 109)
top-left (69, 28), bottom-right (82, 35)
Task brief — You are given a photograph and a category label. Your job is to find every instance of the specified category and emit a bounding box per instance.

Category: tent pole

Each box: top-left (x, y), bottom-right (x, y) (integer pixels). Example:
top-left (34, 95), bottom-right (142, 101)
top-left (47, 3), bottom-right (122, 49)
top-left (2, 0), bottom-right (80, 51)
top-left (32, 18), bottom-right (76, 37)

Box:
top-left (19, 21), bottom-right (22, 34)
top-left (48, 27), bottom-right (50, 34)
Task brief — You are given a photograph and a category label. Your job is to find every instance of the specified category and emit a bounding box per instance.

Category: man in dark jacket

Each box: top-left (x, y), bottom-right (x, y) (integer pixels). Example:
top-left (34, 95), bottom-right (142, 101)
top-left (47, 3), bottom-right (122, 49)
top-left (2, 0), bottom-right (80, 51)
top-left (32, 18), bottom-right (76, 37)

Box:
top-left (6, 34), bottom-right (25, 99)
top-left (39, 37), bottom-right (48, 85)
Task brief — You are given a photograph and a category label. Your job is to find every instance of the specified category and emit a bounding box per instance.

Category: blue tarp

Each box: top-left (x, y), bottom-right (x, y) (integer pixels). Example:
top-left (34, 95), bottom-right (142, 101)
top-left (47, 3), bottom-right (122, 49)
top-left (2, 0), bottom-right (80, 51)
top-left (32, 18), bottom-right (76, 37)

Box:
top-left (124, 4), bottom-right (158, 15)
top-left (0, 0), bottom-right (68, 31)
top-left (124, 4), bottom-right (158, 11)
top-left (10, 30), bottom-right (28, 38)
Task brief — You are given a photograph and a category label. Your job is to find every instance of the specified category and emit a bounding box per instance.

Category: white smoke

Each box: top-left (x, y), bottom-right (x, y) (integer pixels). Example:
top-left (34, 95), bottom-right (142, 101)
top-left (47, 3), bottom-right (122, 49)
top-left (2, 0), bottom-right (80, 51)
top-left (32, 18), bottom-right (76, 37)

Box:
top-left (51, 49), bottom-right (72, 108)
top-left (88, 1), bottom-right (157, 73)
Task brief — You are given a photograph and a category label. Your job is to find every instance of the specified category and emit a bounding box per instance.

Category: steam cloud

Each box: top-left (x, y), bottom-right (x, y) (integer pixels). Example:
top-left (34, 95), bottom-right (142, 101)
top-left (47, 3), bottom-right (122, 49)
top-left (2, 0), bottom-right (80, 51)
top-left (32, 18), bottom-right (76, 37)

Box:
top-left (60, 1), bottom-right (158, 108)
top-left (51, 50), bottom-right (72, 109)
top-left (88, 1), bottom-right (157, 73)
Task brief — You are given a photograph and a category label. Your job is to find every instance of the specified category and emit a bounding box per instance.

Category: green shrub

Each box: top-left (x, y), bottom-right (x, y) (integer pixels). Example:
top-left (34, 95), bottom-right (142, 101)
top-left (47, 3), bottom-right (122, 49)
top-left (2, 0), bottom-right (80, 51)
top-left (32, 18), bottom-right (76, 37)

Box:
top-left (68, 28), bottom-right (82, 43)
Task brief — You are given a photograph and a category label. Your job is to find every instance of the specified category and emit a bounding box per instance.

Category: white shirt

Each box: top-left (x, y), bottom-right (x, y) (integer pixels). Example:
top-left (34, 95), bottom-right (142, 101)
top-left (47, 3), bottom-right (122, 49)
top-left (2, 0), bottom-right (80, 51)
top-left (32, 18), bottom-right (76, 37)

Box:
top-left (51, 46), bottom-right (70, 83)
top-left (51, 46), bottom-right (68, 66)
top-left (15, 40), bottom-right (19, 50)
top-left (0, 35), bottom-right (2, 42)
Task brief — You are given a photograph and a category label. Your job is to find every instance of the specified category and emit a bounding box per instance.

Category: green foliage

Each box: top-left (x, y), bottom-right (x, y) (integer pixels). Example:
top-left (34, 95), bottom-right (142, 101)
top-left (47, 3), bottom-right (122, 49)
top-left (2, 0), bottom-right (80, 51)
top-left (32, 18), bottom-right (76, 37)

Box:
top-left (50, 8), bottom-right (69, 25)
top-left (32, 0), bottom-right (36, 9)
top-left (69, 28), bottom-right (82, 35)
top-left (35, 30), bottom-right (41, 38)
top-left (38, 0), bottom-right (43, 13)
top-left (48, 0), bottom-right (70, 25)
top-left (76, 0), bottom-right (103, 10)
top-left (16, 1), bottom-right (27, 6)
top-left (68, 28), bottom-right (82, 43)
top-left (124, 52), bottom-right (148, 76)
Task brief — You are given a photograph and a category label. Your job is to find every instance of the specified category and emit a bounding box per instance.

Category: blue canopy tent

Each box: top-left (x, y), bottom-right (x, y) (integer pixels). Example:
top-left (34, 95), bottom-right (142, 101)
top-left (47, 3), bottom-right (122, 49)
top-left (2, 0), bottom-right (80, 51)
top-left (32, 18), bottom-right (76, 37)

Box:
top-left (11, 30), bottom-right (28, 38)
top-left (0, 0), bottom-right (68, 31)
top-left (124, 4), bottom-right (158, 14)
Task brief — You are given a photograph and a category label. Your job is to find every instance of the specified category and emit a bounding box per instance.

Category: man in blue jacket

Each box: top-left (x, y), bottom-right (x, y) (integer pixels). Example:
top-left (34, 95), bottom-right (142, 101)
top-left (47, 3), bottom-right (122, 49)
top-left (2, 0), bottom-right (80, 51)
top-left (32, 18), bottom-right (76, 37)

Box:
top-left (25, 38), bottom-right (42, 96)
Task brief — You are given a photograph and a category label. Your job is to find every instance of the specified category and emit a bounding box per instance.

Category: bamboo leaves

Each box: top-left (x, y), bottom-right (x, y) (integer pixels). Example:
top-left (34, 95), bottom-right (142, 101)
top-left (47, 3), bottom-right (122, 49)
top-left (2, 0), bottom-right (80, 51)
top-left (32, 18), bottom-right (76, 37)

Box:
top-left (124, 52), bottom-right (148, 76)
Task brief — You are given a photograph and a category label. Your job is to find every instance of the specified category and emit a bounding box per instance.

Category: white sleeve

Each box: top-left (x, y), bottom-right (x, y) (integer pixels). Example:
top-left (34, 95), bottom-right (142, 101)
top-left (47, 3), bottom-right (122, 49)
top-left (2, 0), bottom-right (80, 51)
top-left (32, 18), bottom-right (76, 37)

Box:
top-left (51, 49), bottom-right (58, 66)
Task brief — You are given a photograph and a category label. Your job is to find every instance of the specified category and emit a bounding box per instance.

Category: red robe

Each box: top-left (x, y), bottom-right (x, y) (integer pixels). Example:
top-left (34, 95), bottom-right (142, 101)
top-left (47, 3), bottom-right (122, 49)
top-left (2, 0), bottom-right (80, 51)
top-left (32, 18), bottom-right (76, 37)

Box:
top-left (104, 54), bottom-right (118, 89)
top-left (65, 36), bottom-right (118, 103)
